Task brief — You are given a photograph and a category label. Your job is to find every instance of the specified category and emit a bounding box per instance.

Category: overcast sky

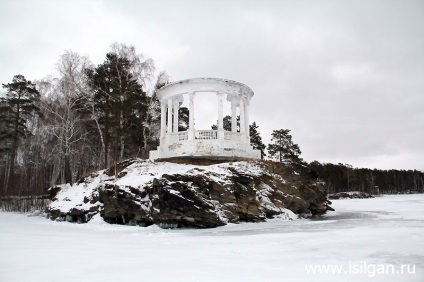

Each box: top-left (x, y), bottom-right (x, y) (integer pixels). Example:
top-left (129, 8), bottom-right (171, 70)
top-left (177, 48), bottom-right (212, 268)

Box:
top-left (1, 0), bottom-right (423, 170)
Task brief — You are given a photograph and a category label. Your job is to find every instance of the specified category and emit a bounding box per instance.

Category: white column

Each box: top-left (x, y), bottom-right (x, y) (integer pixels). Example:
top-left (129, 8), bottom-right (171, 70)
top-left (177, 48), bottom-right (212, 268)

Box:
top-left (160, 100), bottom-right (166, 139)
top-left (239, 98), bottom-right (245, 134)
top-left (167, 98), bottom-right (173, 135)
top-left (231, 99), bottom-right (237, 133)
top-left (188, 92), bottom-right (195, 141)
top-left (245, 101), bottom-right (250, 140)
top-left (217, 92), bottom-right (224, 139)
top-left (173, 99), bottom-right (179, 133)
top-left (218, 93), bottom-right (223, 130)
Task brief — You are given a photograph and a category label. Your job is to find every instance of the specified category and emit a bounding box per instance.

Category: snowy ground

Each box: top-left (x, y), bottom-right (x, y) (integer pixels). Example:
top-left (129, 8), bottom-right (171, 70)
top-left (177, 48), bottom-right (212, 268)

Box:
top-left (1, 195), bottom-right (423, 282)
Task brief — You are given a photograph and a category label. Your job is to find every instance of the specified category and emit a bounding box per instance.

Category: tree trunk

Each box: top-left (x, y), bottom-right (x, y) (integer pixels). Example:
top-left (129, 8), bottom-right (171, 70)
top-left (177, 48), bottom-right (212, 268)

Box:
top-left (120, 109), bottom-right (125, 159)
top-left (8, 98), bottom-right (21, 191)
top-left (64, 154), bottom-right (72, 184)
top-left (104, 109), bottom-right (109, 168)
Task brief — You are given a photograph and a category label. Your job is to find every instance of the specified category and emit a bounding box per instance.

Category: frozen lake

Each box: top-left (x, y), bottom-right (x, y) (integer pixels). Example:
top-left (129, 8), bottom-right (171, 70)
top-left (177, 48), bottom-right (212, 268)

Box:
top-left (1, 194), bottom-right (423, 281)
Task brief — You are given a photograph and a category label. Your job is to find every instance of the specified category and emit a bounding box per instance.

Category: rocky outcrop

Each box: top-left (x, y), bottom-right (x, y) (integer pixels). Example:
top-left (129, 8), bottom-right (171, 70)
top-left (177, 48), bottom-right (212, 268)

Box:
top-left (47, 159), bottom-right (332, 228)
top-left (328, 191), bottom-right (374, 200)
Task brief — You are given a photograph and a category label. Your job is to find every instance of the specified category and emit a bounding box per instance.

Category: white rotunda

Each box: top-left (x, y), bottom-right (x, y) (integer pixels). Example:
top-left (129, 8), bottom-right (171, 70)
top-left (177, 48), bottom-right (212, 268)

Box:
top-left (149, 78), bottom-right (261, 161)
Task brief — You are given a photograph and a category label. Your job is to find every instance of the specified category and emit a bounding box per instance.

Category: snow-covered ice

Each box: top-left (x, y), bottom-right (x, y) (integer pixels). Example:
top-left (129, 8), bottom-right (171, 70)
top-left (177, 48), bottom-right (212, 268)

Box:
top-left (1, 194), bottom-right (423, 281)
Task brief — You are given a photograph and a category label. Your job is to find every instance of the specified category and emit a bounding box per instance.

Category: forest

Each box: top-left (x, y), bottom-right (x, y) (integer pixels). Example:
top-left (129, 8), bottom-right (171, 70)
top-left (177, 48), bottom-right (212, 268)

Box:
top-left (1, 43), bottom-right (161, 198)
top-left (309, 161), bottom-right (424, 195)
top-left (0, 42), bottom-right (422, 212)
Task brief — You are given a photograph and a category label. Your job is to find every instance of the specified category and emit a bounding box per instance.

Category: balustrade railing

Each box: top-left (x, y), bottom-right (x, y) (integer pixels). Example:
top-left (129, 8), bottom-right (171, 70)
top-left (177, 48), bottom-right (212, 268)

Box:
top-left (168, 130), bottom-right (242, 141)
top-left (195, 130), bottom-right (218, 140)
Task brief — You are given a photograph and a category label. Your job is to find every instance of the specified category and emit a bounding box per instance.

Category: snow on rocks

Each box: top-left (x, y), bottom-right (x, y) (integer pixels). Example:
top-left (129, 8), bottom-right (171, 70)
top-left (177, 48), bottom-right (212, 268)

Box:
top-left (47, 159), bottom-right (331, 228)
top-left (328, 191), bottom-right (374, 200)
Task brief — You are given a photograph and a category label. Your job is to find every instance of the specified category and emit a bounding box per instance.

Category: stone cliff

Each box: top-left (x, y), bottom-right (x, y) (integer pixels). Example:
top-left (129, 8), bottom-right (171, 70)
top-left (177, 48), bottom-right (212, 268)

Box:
top-left (47, 159), bottom-right (332, 228)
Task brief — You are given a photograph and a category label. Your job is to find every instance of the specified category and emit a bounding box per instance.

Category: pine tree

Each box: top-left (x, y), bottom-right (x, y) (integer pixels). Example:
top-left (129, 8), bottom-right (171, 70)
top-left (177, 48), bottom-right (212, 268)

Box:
top-left (0, 97), bottom-right (13, 154)
top-left (1, 75), bottom-right (42, 191)
top-left (249, 122), bottom-right (266, 159)
top-left (86, 52), bottom-right (148, 166)
top-left (267, 129), bottom-right (305, 169)
top-left (178, 107), bottom-right (189, 131)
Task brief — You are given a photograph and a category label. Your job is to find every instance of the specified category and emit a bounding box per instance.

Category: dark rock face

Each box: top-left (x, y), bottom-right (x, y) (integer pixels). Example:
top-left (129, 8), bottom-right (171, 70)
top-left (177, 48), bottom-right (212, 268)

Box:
top-left (150, 178), bottom-right (222, 228)
top-left (47, 159), bottom-right (332, 228)
top-left (99, 184), bottom-right (153, 226)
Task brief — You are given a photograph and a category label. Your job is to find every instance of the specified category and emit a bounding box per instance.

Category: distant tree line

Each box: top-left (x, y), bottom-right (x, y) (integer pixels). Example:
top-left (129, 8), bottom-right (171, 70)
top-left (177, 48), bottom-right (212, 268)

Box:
top-left (309, 161), bottom-right (424, 194)
top-left (266, 129), bottom-right (424, 195)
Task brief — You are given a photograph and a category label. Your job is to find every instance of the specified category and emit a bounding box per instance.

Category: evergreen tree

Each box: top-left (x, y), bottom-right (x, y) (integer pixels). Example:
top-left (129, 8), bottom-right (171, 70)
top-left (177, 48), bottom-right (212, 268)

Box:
top-left (0, 97), bottom-right (13, 154)
top-left (1, 75), bottom-right (42, 191)
top-left (267, 129), bottom-right (305, 169)
top-left (249, 122), bottom-right (266, 159)
top-left (178, 107), bottom-right (189, 131)
top-left (85, 52), bottom-right (148, 166)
